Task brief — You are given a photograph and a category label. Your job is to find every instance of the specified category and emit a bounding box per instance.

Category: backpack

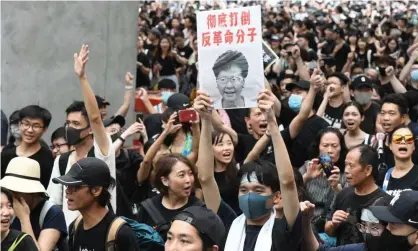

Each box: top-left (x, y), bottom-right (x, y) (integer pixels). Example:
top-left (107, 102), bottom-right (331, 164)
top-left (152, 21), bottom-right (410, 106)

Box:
top-left (71, 215), bottom-right (164, 251)
top-left (8, 232), bottom-right (28, 251)
top-left (140, 197), bottom-right (205, 238)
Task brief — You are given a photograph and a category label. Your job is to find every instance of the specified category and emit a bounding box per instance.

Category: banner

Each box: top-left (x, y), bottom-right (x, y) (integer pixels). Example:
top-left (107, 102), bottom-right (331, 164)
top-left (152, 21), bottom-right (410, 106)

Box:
top-left (197, 6), bottom-right (264, 109)
top-left (262, 40), bottom-right (279, 70)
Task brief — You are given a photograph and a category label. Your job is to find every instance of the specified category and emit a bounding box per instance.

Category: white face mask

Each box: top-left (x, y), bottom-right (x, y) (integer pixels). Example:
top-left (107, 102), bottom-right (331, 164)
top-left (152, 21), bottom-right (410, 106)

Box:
top-left (10, 124), bottom-right (21, 140)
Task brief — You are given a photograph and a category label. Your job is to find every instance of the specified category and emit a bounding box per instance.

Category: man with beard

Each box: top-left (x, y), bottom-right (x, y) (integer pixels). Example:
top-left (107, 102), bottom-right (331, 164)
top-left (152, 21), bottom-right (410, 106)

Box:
top-left (351, 76), bottom-right (381, 135)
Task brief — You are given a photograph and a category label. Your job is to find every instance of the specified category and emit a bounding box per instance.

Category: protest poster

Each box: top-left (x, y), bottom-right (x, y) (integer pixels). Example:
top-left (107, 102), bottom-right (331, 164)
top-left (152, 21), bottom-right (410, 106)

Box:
top-left (197, 5), bottom-right (264, 109)
top-left (262, 40), bottom-right (279, 70)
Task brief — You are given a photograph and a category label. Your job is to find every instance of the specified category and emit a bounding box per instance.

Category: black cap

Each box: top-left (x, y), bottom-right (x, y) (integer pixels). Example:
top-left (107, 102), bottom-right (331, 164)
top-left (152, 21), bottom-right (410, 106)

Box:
top-left (150, 28), bottom-right (162, 39)
top-left (167, 93), bottom-right (190, 111)
top-left (286, 80), bottom-right (310, 91)
top-left (95, 95), bottom-right (110, 107)
top-left (352, 75), bottom-right (373, 90)
top-left (370, 190), bottom-right (418, 229)
top-left (103, 115), bottom-right (125, 128)
top-left (52, 157), bottom-right (112, 187)
top-left (173, 206), bottom-right (225, 246)
top-left (271, 35), bottom-right (280, 41)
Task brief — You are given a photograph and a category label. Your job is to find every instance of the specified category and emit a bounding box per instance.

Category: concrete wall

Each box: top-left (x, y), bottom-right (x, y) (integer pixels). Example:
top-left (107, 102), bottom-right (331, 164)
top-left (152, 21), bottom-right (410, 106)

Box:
top-left (1, 1), bottom-right (138, 142)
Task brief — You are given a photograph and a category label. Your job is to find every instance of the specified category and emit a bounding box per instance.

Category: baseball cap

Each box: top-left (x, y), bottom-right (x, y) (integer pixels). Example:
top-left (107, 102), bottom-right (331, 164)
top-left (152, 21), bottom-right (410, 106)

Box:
top-left (52, 157), bottom-right (112, 187)
top-left (95, 95), bottom-right (110, 107)
top-left (103, 115), bottom-right (125, 128)
top-left (172, 206), bottom-right (226, 246)
top-left (271, 35), bottom-right (280, 42)
top-left (286, 80), bottom-right (310, 91)
top-left (352, 75), bottom-right (373, 90)
top-left (150, 28), bottom-right (162, 39)
top-left (370, 190), bottom-right (418, 229)
top-left (167, 93), bottom-right (190, 110)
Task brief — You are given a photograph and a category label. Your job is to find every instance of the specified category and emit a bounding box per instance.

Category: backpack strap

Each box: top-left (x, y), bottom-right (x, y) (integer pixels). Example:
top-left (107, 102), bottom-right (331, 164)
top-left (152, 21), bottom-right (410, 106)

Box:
top-left (59, 150), bottom-right (74, 176)
top-left (39, 200), bottom-right (55, 229)
top-left (72, 215), bottom-right (83, 249)
top-left (87, 147), bottom-right (95, 157)
top-left (382, 167), bottom-right (394, 192)
top-left (106, 217), bottom-right (127, 245)
top-left (8, 232), bottom-right (28, 251)
top-left (140, 198), bottom-right (166, 226)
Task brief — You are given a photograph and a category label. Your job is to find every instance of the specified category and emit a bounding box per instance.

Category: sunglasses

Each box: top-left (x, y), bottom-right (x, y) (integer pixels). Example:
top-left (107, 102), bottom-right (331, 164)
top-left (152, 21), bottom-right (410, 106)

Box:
top-left (392, 134), bottom-right (414, 144)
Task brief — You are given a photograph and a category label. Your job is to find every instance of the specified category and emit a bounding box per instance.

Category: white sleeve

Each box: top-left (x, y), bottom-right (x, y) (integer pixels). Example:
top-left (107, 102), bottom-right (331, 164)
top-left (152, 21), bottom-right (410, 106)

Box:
top-left (46, 156), bottom-right (63, 206)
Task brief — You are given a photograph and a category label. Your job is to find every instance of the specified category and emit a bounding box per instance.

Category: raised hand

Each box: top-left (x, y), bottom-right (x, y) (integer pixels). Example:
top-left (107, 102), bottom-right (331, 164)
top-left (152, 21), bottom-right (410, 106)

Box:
top-left (310, 68), bottom-right (324, 92)
top-left (123, 122), bottom-right (144, 138)
top-left (164, 113), bottom-right (182, 134)
top-left (257, 89), bottom-right (276, 123)
top-left (135, 88), bottom-right (148, 100)
top-left (125, 72), bottom-right (134, 88)
top-left (306, 158), bottom-right (323, 181)
top-left (74, 44), bottom-right (89, 78)
top-left (300, 201), bottom-right (316, 222)
top-left (193, 90), bottom-right (213, 120)
top-left (13, 197), bottom-right (30, 220)
top-left (327, 166), bottom-right (341, 191)
top-left (332, 210), bottom-right (349, 227)
top-left (291, 45), bottom-right (301, 59)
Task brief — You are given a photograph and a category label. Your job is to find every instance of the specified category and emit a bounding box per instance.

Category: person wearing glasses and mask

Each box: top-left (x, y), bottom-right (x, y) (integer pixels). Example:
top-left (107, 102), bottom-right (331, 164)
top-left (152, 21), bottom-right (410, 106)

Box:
top-left (1, 105), bottom-right (53, 189)
top-left (212, 50), bottom-right (251, 109)
top-left (50, 127), bottom-right (71, 159)
top-left (381, 126), bottom-right (418, 197)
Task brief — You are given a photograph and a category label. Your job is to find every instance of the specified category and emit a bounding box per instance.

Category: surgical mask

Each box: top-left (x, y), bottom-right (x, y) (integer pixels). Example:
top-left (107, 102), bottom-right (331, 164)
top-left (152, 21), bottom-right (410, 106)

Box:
top-left (161, 91), bottom-right (173, 104)
top-left (288, 94), bottom-right (303, 112)
top-left (10, 124), bottom-right (21, 140)
top-left (65, 125), bottom-right (90, 146)
top-left (354, 92), bottom-right (372, 105)
top-left (238, 192), bottom-right (274, 220)
top-left (411, 70), bottom-right (418, 82)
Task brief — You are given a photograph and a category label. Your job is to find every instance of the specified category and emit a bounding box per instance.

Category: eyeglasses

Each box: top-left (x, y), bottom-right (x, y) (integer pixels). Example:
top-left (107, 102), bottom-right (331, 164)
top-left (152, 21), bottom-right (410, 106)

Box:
top-left (356, 223), bottom-right (381, 236)
top-left (20, 121), bottom-right (44, 131)
top-left (50, 143), bottom-right (68, 151)
top-left (216, 76), bottom-right (244, 86)
top-left (392, 134), bottom-right (414, 144)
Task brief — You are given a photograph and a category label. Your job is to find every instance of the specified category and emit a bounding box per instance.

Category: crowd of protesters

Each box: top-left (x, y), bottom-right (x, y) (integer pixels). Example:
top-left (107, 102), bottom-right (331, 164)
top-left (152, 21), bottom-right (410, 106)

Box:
top-left (2, 0), bottom-right (418, 251)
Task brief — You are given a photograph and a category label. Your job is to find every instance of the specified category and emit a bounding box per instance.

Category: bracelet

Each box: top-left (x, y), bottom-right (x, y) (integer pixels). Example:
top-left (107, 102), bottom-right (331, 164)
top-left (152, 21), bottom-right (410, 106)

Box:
top-left (125, 85), bottom-right (133, 90)
top-left (118, 136), bottom-right (126, 143)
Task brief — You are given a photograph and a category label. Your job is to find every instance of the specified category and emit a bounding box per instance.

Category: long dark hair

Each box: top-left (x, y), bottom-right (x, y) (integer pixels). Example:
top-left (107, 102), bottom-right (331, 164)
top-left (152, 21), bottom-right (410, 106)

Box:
top-left (308, 127), bottom-right (348, 172)
top-left (212, 132), bottom-right (238, 185)
top-left (154, 36), bottom-right (173, 59)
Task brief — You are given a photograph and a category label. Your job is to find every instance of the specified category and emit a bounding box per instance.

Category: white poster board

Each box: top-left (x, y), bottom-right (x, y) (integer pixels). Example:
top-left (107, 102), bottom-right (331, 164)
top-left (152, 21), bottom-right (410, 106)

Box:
top-left (197, 6), bottom-right (264, 109)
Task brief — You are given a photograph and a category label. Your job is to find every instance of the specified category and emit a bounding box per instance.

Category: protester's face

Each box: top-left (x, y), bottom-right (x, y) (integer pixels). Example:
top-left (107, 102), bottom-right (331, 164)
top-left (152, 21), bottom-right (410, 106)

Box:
top-left (137, 37), bottom-right (144, 49)
top-left (160, 38), bottom-right (170, 51)
top-left (388, 40), bottom-right (397, 51)
top-left (366, 69), bottom-right (378, 81)
top-left (343, 105), bottom-right (363, 131)
top-left (171, 19), bottom-right (180, 29)
top-left (162, 162), bottom-right (195, 198)
top-left (239, 179), bottom-right (273, 197)
top-left (280, 78), bottom-right (293, 98)
top-left (100, 106), bottom-right (108, 120)
top-left (282, 36), bottom-right (292, 44)
top-left (174, 36), bottom-right (184, 48)
top-left (105, 124), bottom-right (121, 135)
top-left (65, 185), bottom-right (97, 210)
top-left (66, 111), bottom-right (91, 139)
top-left (291, 88), bottom-right (308, 100)
top-left (246, 108), bottom-right (268, 136)
top-left (271, 40), bottom-right (279, 49)
top-left (390, 127), bottom-right (415, 160)
top-left (0, 193), bottom-right (13, 233)
top-left (324, 29), bottom-right (334, 39)
top-left (380, 103), bottom-right (405, 133)
top-left (216, 65), bottom-right (245, 102)
top-left (19, 117), bottom-right (45, 145)
top-left (51, 137), bottom-right (69, 158)
top-left (358, 39), bottom-right (367, 49)
top-left (319, 132), bottom-right (341, 164)
top-left (213, 134), bottom-right (234, 165)
top-left (166, 220), bottom-right (205, 251)
top-left (297, 37), bottom-right (307, 48)
top-left (185, 18), bottom-right (192, 28)
top-left (345, 148), bottom-right (372, 186)
top-left (349, 35), bottom-right (357, 45)
top-left (326, 77), bottom-right (345, 98)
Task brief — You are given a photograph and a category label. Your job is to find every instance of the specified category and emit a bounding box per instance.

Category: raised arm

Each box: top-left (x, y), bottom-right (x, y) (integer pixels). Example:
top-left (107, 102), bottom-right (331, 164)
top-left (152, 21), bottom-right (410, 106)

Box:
top-left (244, 134), bottom-right (271, 164)
top-left (289, 69), bottom-right (322, 139)
top-left (136, 88), bottom-right (159, 114)
top-left (258, 90), bottom-right (300, 229)
top-left (113, 122), bottom-right (144, 153)
top-left (137, 113), bottom-right (181, 184)
top-left (194, 91), bottom-right (222, 213)
top-left (294, 46), bottom-right (310, 81)
top-left (383, 66), bottom-right (407, 93)
top-left (115, 72), bottom-right (134, 117)
top-left (210, 106), bottom-right (238, 145)
top-left (187, 119), bottom-right (201, 165)
top-left (74, 45), bottom-right (109, 155)
top-left (399, 49), bottom-right (418, 83)
top-left (317, 85), bottom-right (332, 118)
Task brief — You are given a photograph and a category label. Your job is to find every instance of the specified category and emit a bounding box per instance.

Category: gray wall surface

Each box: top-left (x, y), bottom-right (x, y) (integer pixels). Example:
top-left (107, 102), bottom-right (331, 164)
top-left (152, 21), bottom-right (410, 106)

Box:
top-left (1, 1), bottom-right (138, 142)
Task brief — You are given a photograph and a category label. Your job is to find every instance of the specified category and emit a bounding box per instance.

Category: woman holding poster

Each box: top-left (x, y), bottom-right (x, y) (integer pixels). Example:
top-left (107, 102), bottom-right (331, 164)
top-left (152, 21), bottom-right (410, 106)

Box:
top-left (212, 50), bottom-right (251, 108)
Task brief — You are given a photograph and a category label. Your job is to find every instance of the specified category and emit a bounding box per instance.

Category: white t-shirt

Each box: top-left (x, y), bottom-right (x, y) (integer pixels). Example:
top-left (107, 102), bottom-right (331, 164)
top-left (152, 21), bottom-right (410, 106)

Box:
top-left (46, 135), bottom-right (116, 227)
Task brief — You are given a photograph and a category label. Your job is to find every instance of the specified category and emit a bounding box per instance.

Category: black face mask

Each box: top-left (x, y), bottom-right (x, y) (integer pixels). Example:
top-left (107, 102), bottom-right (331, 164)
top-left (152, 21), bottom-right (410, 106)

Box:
top-left (366, 230), bottom-right (415, 251)
top-left (65, 125), bottom-right (90, 146)
top-left (110, 133), bottom-right (120, 143)
top-left (379, 66), bottom-right (387, 77)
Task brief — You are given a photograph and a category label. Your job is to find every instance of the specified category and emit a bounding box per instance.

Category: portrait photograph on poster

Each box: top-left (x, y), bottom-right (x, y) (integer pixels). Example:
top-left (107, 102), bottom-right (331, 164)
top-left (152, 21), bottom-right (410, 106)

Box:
top-left (197, 6), bottom-right (264, 109)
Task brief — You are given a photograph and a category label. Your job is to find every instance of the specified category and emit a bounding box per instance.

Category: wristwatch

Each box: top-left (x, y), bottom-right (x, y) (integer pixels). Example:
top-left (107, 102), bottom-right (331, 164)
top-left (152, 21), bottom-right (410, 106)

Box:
top-left (118, 136), bottom-right (126, 144)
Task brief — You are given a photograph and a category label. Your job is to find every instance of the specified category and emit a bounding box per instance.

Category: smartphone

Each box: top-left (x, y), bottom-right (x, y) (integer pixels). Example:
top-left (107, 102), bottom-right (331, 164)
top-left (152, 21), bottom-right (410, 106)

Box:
top-left (319, 153), bottom-right (333, 178)
top-left (178, 110), bottom-right (198, 123)
top-left (136, 113), bottom-right (144, 122)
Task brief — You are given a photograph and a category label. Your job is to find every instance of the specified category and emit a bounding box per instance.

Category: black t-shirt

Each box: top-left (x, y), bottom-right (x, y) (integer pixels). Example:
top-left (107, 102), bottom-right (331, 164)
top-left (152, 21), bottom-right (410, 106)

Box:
top-left (176, 45), bottom-right (193, 60)
top-left (360, 102), bottom-right (380, 135)
top-left (225, 109), bottom-right (250, 135)
top-left (136, 52), bottom-right (151, 88)
top-left (1, 229), bottom-right (38, 251)
top-left (324, 104), bottom-right (344, 129)
top-left (69, 211), bottom-right (140, 251)
top-left (152, 55), bottom-right (177, 76)
top-left (288, 115), bottom-right (329, 167)
top-left (335, 43), bottom-right (351, 72)
top-left (328, 186), bottom-right (389, 246)
top-left (242, 211), bottom-right (303, 251)
top-left (214, 171), bottom-right (241, 214)
top-left (144, 42), bottom-right (156, 61)
top-left (1, 145), bottom-right (54, 189)
top-left (235, 129), bottom-right (292, 165)
top-left (386, 165), bottom-right (418, 197)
